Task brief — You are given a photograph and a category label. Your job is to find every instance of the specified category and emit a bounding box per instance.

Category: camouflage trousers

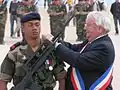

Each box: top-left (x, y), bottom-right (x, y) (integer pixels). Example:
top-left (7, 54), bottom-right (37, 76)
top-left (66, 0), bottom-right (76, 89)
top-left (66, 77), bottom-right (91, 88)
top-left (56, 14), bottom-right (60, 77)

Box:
top-left (0, 20), bottom-right (6, 44)
top-left (50, 18), bottom-right (65, 40)
top-left (76, 15), bottom-right (87, 41)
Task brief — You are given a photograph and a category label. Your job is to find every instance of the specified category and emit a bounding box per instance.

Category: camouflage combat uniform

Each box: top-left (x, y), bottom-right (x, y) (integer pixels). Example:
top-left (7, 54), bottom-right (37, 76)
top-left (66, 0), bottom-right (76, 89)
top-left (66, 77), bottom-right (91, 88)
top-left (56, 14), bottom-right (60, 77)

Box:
top-left (0, 1), bottom-right (7, 44)
top-left (47, 3), bottom-right (67, 40)
top-left (17, 2), bottom-right (37, 17)
top-left (0, 41), bottom-right (66, 90)
top-left (16, 2), bottom-right (37, 41)
top-left (74, 2), bottom-right (91, 41)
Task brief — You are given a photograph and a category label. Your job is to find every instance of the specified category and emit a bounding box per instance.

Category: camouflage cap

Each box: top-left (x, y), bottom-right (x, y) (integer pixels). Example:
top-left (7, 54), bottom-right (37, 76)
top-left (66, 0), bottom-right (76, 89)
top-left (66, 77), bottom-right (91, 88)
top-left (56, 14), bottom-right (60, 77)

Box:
top-left (20, 12), bottom-right (41, 23)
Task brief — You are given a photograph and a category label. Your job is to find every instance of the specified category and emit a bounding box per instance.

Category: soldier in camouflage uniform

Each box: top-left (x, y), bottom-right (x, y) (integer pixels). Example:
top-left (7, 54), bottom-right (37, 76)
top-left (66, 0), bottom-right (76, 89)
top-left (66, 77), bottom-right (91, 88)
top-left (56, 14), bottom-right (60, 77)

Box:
top-left (74, 0), bottom-right (91, 41)
top-left (17, 0), bottom-right (37, 16)
top-left (0, 12), bottom-right (66, 90)
top-left (0, 0), bottom-right (7, 44)
top-left (15, 0), bottom-right (37, 41)
top-left (47, 0), bottom-right (67, 40)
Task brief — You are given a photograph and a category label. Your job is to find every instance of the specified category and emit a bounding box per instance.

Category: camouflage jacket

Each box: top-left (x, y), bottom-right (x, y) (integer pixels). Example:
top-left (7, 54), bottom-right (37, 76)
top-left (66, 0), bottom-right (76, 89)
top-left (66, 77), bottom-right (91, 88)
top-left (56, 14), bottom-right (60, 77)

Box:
top-left (16, 2), bottom-right (37, 17)
top-left (47, 4), bottom-right (67, 20)
top-left (74, 2), bottom-right (91, 15)
top-left (0, 41), bottom-right (66, 89)
top-left (0, 1), bottom-right (7, 25)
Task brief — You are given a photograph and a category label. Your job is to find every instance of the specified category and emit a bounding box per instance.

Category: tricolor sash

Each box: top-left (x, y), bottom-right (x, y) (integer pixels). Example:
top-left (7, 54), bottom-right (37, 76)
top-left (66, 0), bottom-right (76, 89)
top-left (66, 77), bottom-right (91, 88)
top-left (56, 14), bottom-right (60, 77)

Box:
top-left (71, 65), bottom-right (113, 90)
top-left (71, 67), bottom-right (85, 90)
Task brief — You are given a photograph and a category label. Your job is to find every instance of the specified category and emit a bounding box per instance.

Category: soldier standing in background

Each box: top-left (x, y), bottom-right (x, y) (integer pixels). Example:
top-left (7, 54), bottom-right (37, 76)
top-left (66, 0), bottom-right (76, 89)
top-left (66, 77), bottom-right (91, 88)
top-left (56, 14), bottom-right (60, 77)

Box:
top-left (16, 0), bottom-right (37, 41)
top-left (74, 0), bottom-right (91, 41)
top-left (17, 0), bottom-right (37, 14)
top-left (47, 0), bottom-right (67, 40)
top-left (9, 0), bottom-right (20, 38)
top-left (0, 0), bottom-right (7, 44)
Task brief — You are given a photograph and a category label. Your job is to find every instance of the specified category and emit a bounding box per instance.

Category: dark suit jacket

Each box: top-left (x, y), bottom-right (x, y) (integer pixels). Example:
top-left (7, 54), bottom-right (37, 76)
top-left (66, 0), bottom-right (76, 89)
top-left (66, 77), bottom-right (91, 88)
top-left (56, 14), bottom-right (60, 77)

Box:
top-left (56, 35), bottom-right (115, 90)
top-left (110, 2), bottom-right (120, 18)
top-left (9, 1), bottom-right (18, 15)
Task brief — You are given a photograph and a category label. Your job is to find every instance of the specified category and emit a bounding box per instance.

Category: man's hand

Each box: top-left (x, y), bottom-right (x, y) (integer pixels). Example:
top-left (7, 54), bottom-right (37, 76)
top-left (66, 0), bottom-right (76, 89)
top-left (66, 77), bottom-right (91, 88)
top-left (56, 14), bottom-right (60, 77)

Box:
top-left (48, 12), bottom-right (57, 16)
top-left (42, 34), bottom-right (61, 48)
top-left (42, 34), bottom-right (54, 46)
top-left (42, 34), bottom-right (53, 41)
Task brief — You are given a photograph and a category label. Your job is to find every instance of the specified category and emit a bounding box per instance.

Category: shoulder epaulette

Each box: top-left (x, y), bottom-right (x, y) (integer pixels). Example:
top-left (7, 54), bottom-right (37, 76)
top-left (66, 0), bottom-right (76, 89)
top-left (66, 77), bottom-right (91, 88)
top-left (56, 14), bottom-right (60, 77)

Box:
top-left (10, 42), bottom-right (22, 51)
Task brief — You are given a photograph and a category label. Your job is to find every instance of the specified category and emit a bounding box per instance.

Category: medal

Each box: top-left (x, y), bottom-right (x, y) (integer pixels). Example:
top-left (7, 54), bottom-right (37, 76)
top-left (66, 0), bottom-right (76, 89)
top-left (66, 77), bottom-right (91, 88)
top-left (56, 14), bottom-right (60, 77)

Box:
top-left (45, 59), bottom-right (53, 71)
top-left (49, 66), bottom-right (53, 71)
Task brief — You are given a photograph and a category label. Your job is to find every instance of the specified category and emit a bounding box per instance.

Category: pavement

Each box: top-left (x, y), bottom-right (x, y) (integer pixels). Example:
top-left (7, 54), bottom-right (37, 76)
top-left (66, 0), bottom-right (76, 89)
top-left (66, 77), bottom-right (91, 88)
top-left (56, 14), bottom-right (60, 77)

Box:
top-left (0, 7), bottom-right (120, 90)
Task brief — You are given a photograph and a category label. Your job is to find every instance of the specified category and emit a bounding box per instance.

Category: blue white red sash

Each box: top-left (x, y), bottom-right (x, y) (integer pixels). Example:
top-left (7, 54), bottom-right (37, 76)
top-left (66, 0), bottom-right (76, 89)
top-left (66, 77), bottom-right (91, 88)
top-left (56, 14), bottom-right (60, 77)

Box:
top-left (71, 65), bottom-right (113, 90)
top-left (71, 68), bottom-right (85, 90)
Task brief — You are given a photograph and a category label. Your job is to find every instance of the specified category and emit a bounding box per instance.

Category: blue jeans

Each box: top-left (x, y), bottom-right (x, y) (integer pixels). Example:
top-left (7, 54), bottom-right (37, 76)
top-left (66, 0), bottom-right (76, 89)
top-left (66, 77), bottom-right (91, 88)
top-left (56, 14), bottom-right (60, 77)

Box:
top-left (113, 16), bottom-right (120, 34)
top-left (10, 14), bottom-right (17, 37)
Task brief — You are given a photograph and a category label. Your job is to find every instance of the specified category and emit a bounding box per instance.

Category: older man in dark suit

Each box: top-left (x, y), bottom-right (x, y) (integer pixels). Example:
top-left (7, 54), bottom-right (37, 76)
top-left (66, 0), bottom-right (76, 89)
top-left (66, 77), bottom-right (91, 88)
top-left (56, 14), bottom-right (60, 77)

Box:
top-left (43, 11), bottom-right (115, 90)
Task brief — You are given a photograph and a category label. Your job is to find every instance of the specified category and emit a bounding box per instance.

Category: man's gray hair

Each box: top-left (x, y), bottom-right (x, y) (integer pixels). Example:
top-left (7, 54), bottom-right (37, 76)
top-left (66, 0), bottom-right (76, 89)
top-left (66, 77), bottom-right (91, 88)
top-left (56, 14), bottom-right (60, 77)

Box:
top-left (87, 11), bottom-right (111, 33)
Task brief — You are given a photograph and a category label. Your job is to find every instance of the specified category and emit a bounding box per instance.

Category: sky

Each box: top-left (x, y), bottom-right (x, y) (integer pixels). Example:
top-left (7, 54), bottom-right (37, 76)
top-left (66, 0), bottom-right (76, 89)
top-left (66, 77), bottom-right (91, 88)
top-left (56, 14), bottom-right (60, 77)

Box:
top-left (105, 0), bottom-right (115, 5)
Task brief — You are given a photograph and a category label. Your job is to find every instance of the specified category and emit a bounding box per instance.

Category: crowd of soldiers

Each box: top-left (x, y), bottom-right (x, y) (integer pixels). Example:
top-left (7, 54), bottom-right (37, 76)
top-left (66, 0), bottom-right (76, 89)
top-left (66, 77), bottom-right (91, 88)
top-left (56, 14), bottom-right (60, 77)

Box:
top-left (0, 0), bottom-right (38, 44)
top-left (9, 0), bottom-right (38, 41)
top-left (47, 0), bottom-right (106, 41)
top-left (47, 0), bottom-right (67, 40)
top-left (0, 0), bottom-right (107, 44)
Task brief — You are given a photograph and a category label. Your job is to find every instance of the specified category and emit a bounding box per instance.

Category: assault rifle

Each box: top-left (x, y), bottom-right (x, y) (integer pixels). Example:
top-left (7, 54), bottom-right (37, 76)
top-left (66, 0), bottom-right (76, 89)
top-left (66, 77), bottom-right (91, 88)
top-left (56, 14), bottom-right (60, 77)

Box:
top-left (11, 9), bottom-right (75, 90)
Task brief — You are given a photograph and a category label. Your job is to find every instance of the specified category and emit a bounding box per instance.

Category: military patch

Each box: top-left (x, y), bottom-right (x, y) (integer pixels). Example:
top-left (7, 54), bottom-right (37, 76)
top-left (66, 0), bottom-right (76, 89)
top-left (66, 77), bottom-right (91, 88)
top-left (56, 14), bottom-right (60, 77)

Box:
top-left (10, 42), bottom-right (21, 51)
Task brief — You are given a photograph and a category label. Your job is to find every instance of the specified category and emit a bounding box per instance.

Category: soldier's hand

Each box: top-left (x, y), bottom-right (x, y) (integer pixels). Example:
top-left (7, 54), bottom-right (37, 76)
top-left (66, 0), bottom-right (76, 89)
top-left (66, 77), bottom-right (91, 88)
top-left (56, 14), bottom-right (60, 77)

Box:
top-left (49, 12), bottom-right (55, 16)
top-left (75, 12), bottom-right (79, 15)
top-left (52, 12), bottom-right (57, 16)
top-left (57, 11), bottom-right (64, 15)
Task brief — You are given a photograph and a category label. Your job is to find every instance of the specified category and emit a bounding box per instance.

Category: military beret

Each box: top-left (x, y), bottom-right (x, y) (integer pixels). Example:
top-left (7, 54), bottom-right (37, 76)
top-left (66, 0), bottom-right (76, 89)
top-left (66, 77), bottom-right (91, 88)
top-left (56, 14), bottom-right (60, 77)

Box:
top-left (20, 12), bottom-right (41, 23)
